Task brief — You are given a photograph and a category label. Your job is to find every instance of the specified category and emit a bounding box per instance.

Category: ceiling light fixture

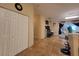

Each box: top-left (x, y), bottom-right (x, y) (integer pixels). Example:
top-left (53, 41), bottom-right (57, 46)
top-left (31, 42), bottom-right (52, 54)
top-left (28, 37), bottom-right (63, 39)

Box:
top-left (65, 16), bottom-right (79, 19)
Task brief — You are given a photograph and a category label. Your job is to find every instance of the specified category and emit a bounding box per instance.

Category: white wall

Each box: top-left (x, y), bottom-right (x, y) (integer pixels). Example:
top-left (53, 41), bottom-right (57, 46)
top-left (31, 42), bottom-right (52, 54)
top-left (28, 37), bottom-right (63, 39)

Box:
top-left (50, 21), bottom-right (59, 35)
top-left (34, 12), bottom-right (46, 40)
top-left (40, 16), bottom-right (46, 39)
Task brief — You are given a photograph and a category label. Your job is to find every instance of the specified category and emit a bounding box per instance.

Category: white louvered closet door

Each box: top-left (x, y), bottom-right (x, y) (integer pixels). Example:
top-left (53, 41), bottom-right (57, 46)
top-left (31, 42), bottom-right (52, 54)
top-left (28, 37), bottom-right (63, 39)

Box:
top-left (0, 7), bottom-right (28, 56)
top-left (0, 8), bottom-right (10, 56)
top-left (9, 12), bottom-right (28, 56)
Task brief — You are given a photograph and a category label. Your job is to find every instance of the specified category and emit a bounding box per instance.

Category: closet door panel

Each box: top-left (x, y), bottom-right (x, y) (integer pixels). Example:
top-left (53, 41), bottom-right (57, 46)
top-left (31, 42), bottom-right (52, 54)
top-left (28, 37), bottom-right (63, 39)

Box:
top-left (2, 11), bottom-right (10, 56)
top-left (9, 12), bottom-right (28, 55)
top-left (17, 14), bottom-right (28, 50)
top-left (9, 12), bottom-right (18, 55)
top-left (0, 10), bottom-right (5, 56)
top-left (0, 8), bottom-right (10, 56)
top-left (0, 7), bottom-right (28, 56)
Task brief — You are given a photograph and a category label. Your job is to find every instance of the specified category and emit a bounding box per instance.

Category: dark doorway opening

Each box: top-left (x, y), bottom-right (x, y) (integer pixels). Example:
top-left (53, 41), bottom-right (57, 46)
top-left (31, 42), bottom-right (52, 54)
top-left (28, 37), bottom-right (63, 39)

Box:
top-left (59, 23), bottom-right (63, 34)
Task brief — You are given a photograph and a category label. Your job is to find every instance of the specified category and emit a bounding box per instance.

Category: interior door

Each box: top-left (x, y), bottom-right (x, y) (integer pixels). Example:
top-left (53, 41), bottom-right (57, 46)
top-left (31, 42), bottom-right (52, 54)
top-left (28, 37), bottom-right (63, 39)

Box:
top-left (9, 11), bottom-right (28, 55)
top-left (0, 8), bottom-right (10, 56)
top-left (0, 7), bottom-right (28, 56)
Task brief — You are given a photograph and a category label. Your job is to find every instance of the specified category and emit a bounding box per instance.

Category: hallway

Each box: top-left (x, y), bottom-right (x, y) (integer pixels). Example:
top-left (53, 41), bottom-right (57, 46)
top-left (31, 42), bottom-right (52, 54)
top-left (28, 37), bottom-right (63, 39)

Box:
top-left (0, 3), bottom-right (79, 56)
top-left (17, 36), bottom-right (65, 56)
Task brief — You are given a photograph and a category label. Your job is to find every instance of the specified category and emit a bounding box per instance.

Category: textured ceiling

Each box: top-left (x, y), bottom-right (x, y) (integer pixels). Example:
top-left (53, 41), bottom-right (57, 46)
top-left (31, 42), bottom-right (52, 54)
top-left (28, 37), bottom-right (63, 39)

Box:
top-left (34, 3), bottom-right (79, 21)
